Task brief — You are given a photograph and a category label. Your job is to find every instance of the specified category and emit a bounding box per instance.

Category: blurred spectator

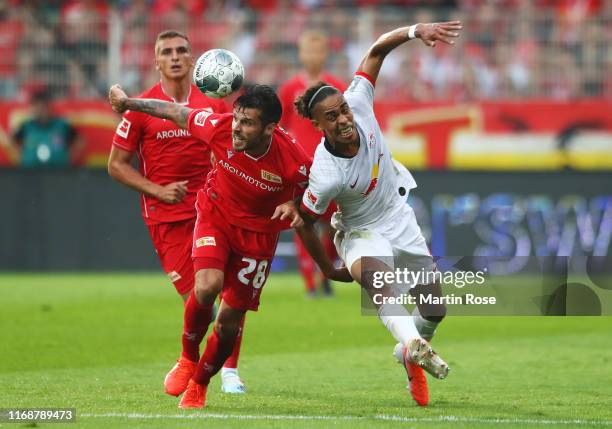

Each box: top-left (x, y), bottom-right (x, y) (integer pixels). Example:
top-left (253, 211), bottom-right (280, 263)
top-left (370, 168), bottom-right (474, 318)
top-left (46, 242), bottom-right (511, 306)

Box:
top-left (505, 20), bottom-right (538, 96)
top-left (547, 50), bottom-right (581, 100)
top-left (0, 0), bottom-right (21, 99)
top-left (61, 0), bottom-right (108, 97)
top-left (16, 4), bottom-right (70, 99)
top-left (9, 88), bottom-right (84, 167)
top-left (1, 1), bottom-right (610, 100)
top-left (118, 2), bottom-right (150, 95)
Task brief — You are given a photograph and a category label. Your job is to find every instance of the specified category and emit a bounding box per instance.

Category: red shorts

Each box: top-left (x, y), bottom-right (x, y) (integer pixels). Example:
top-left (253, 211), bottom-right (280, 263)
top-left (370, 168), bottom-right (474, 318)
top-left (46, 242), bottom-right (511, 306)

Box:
top-left (147, 218), bottom-right (196, 295)
top-left (192, 205), bottom-right (279, 312)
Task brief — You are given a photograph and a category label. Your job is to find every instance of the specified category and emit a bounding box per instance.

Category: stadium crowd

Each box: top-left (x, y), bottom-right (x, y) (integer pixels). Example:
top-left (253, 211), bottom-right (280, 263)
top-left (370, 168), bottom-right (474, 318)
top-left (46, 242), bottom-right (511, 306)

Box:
top-left (0, 0), bottom-right (610, 101)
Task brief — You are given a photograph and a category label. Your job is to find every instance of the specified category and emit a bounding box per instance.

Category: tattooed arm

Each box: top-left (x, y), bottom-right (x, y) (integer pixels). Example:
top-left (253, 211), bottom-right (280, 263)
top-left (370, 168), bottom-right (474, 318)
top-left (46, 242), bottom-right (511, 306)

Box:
top-left (108, 84), bottom-right (192, 129)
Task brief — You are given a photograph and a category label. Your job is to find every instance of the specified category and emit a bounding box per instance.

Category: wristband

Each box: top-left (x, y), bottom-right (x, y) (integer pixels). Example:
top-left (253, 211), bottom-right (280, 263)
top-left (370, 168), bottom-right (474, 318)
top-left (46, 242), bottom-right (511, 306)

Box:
top-left (407, 24), bottom-right (418, 40)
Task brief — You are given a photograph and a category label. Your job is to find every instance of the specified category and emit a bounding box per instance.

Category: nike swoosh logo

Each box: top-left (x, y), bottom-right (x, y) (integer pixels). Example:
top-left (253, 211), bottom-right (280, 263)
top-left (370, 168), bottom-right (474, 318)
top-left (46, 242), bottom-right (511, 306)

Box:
top-left (350, 175), bottom-right (359, 189)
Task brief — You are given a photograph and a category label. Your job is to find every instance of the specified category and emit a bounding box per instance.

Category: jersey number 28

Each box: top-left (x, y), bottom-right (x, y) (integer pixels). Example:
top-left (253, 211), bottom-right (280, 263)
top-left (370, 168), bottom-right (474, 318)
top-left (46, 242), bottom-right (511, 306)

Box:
top-left (238, 258), bottom-right (269, 289)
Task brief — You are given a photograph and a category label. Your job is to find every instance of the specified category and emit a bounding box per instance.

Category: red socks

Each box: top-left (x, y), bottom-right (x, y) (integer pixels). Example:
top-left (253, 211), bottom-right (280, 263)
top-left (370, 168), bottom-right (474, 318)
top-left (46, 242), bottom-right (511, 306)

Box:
top-left (181, 290), bottom-right (214, 362)
top-left (193, 326), bottom-right (238, 385)
top-left (223, 315), bottom-right (245, 368)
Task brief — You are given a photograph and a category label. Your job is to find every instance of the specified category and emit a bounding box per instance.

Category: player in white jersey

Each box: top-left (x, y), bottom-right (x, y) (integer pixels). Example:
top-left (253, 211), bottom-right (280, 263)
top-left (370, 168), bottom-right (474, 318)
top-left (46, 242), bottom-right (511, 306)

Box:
top-left (294, 20), bottom-right (463, 406)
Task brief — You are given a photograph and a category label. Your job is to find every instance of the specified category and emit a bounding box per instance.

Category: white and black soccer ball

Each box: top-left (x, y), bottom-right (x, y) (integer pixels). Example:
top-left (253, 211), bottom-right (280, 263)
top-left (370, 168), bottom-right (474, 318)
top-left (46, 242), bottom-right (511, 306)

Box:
top-left (193, 49), bottom-right (244, 99)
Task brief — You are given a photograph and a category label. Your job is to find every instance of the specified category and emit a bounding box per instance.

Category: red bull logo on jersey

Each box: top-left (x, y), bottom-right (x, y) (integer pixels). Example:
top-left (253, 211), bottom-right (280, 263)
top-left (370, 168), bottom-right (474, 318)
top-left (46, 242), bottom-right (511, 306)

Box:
top-left (362, 153), bottom-right (383, 197)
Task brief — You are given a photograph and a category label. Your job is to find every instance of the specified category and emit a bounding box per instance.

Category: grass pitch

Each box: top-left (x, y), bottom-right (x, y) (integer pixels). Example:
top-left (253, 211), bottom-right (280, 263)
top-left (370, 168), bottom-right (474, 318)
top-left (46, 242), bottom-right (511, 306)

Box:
top-left (0, 273), bottom-right (611, 429)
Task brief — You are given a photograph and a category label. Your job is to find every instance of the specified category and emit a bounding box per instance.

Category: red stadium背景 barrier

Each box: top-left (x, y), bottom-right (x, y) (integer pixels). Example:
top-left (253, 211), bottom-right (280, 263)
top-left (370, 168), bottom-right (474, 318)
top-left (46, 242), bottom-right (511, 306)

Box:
top-left (1, 99), bottom-right (611, 169)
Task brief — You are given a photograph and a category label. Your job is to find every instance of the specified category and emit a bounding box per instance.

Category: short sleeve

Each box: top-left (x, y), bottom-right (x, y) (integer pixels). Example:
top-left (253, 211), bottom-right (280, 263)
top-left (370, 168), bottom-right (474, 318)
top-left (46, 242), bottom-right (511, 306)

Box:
top-left (344, 73), bottom-right (375, 110)
top-left (187, 109), bottom-right (224, 146)
top-left (112, 110), bottom-right (142, 152)
top-left (300, 159), bottom-right (341, 217)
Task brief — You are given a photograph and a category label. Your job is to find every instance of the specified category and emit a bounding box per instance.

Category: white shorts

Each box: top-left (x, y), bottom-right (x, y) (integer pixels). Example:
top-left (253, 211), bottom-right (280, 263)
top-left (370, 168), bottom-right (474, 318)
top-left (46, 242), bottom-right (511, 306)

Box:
top-left (334, 204), bottom-right (435, 287)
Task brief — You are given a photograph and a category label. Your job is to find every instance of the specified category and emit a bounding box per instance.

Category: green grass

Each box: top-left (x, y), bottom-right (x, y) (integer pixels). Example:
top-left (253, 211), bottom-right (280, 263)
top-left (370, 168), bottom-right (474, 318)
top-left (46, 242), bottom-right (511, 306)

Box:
top-left (0, 273), bottom-right (611, 429)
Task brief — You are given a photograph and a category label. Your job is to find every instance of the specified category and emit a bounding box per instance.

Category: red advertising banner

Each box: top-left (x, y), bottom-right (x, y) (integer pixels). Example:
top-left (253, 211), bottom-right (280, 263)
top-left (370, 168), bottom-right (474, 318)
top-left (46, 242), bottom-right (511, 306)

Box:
top-left (0, 101), bottom-right (119, 166)
top-left (1, 100), bottom-right (611, 169)
top-left (374, 100), bottom-right (612, 169)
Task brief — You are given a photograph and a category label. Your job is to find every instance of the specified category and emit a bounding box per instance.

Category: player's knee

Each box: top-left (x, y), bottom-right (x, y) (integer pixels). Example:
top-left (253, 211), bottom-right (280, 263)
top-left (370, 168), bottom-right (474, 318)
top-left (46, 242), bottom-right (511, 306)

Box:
top-left (194, 269), bottom-right (223, 305)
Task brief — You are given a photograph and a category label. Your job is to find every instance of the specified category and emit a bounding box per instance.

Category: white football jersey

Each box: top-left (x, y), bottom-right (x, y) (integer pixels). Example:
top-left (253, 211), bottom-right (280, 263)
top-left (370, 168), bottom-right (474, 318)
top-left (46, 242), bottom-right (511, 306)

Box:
top-left (302, 74), bottom-right (417, 232)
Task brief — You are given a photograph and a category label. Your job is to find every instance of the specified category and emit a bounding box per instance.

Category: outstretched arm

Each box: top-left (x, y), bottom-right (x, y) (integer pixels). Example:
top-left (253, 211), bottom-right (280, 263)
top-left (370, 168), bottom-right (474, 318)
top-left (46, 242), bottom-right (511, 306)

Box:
top-left (358, 21), bottom-right (463, 83)
top-left (108, 84), bottom-right (192, 129)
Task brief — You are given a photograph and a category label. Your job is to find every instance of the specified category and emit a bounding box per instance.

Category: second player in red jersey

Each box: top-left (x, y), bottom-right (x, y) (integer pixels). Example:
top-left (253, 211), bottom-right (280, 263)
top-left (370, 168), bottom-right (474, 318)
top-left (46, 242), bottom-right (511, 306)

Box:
top-left (107, 30), bottom-right (244, 397)
top-left (108, 83), bottom-right (350, 409)
top-left (278, 30), bottom-right (347, 297)
top-left (278, 31), bottom-right (346, 156)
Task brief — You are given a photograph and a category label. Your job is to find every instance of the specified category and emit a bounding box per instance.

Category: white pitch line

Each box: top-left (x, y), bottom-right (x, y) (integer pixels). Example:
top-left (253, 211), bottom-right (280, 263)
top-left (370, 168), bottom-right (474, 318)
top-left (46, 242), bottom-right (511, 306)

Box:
top-left (80, 412), bottom-right (612, 426)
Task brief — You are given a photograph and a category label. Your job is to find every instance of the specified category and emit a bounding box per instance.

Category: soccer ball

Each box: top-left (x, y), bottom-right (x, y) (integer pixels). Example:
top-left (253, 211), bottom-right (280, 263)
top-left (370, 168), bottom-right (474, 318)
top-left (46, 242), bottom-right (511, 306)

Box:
top-left (193, 49), bottom-right (244, 98)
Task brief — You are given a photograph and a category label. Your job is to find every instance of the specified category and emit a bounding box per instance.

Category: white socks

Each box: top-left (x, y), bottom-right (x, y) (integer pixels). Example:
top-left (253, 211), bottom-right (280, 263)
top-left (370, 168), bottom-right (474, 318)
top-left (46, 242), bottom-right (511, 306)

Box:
top-left (378, 304), bottom-right (420, 345)
top-left (221, 367), bottom-right (239, 378)
top-left (378, 305), bottom-right (441, 346)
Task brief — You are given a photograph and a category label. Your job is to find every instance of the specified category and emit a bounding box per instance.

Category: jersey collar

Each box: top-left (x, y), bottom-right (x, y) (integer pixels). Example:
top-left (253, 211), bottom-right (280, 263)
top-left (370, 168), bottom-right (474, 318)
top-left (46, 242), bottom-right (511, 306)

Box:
top-left (323, 133), bottom-right (360, 159)
top-left (244, 134), bottom-right (273, 161)
top-left (159, 81), bottom-right (192, 105)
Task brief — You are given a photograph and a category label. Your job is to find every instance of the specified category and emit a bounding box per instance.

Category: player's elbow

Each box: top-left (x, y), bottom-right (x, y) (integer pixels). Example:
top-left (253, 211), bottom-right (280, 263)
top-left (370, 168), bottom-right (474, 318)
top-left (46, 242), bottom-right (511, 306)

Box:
top-left (369, 33), bottom-right (394, 57)
top-left (107, 157), bottom-right (123, 180)
top-left (107, 158), bottom-right (115, 178)
top-left (367, 45), bottom-right (384, 60)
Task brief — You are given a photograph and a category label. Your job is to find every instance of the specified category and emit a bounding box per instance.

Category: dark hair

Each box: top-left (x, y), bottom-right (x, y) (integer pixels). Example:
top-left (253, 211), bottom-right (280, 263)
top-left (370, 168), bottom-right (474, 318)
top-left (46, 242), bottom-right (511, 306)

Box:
top-left (295, 81), bottom-right (340, 119)
top-left (155, 30), bottom-right (190, 51)
top-left (234, 85), bottom-right (282, 126)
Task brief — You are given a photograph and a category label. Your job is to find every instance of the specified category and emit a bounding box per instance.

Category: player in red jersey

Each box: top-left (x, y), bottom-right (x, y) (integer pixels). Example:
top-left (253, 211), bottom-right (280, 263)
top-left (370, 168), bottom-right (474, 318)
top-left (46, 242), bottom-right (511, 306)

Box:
top-left (108, 82), bottom-right (352, 408)
top-left (278, 30), bottom-right (347, 297)
top-left (107, 30), bottom-right (246, 395)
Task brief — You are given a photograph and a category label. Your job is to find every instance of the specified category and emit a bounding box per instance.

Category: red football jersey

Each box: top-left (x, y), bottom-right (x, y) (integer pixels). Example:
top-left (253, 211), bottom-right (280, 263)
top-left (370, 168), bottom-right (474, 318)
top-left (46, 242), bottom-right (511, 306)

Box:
top-left (278, 72), bottom-right (347, 157)
top-left (186, 110), bottom-right (311, 233)
top-left (112, 83), bottom-right (228, 225)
